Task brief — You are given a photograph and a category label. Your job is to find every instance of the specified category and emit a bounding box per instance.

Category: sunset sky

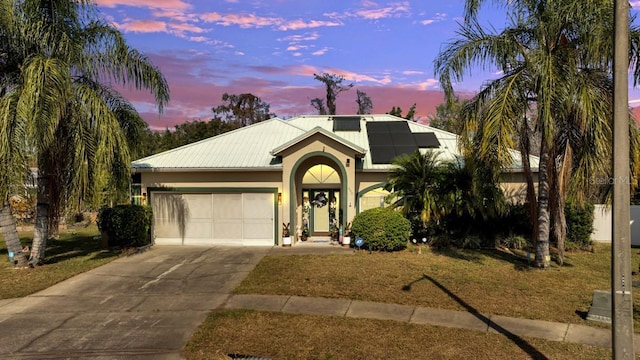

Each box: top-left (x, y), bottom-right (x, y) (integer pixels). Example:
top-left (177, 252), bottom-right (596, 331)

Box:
top-left (95, 0), bottom-right (640, 129)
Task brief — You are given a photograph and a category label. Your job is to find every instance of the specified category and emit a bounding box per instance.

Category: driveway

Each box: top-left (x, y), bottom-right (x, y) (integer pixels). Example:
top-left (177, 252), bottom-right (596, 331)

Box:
top-left (0, 246), bottom-right (271, 359)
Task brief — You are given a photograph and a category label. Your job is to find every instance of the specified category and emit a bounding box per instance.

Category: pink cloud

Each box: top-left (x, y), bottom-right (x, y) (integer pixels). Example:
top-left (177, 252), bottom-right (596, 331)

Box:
top-left (96, 0), bottom-right (190, 9)
top-left (115, 19), bottom-right (167, 33)
top-left (354, 1), bottom-right (411, 20)
top-left (277, 19), bottom-right (342, 31)
top-left (170, 22), bottom-right (206, 34)
top-left (200, 12), bottom-right (341, 31)
top-left (200, 12), bottom-right (278, 28)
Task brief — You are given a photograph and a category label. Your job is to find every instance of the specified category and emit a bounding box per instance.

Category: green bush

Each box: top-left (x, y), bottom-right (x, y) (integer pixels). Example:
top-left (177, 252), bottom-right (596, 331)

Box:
top-left (351, 207), bottom-right (411, 251)
top-left (565, 202), bottom-right (594, 250)
top-left (98, 205), bottom-right (153, 248)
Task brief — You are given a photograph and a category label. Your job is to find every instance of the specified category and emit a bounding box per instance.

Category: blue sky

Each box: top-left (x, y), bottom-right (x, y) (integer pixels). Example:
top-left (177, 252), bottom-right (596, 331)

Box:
top-left (95, 0), bottom-right (640, 129)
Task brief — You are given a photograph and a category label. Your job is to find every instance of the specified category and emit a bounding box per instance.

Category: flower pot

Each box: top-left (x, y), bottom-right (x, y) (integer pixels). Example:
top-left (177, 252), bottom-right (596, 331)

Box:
top-left (342, 236), bottom-right (351, 247)
top-left (283, 236), bottom-right (292, 246)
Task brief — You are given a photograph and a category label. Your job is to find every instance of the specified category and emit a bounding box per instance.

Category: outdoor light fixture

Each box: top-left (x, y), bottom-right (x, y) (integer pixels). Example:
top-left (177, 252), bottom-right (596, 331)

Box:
top-left (277, 192), bottom-right (282, 205)
top-left (346, 159), bottom-right (351, 167)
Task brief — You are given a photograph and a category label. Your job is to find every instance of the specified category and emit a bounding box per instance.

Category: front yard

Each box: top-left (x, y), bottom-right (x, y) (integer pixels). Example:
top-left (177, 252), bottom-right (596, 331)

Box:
top-left (184, 243), bottom-right (640, 359)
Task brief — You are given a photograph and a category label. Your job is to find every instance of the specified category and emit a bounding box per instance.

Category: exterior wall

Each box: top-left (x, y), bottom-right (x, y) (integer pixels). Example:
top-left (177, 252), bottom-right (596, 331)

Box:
top-left (592, 204), bottom-right (640, 246)
top-left (278, 133), bottom-right (358, 244)
top-left (500, 172), bottom-right (538, 204)
top-left (138, 170), bottom-right (283, 244)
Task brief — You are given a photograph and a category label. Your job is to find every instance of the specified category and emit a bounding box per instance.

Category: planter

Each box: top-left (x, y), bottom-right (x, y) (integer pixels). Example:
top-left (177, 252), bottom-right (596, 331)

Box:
top-left (342, 236), bottom-right (350, 247)
top-left (283, 236), bottom-right (292, 246)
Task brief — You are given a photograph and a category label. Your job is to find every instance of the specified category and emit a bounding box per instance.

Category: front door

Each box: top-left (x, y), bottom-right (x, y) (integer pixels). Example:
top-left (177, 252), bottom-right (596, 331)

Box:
top-left (302, 189), bottom-right (340, 236)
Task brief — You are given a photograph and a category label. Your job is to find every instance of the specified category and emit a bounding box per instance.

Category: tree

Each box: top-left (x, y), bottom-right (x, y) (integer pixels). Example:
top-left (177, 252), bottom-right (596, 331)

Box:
top-left (387, 104), bottom-right (417, 120)
top-left (312, 73), bottom-right (353, 115)
top-left (356, 89), bottom-right (373, 115)
top-left (385, 149), bottom-right (505, 240)
top-left (385, 150), bottom-right (447, 227)
top-left (212, 93), bottom-right (273, 127)
top-left (0, 0), bottom-right (169, 266)
top-left (428, 96), bottom-right (469, 134)
top-left (310, 97), bottom-right (327, 115)
top-left (435, 0), bottom-right (640, 267)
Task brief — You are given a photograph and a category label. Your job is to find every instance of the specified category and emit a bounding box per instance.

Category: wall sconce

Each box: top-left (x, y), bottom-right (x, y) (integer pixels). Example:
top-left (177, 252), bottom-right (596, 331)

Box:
top-left (277, 192), bottom-right (282, 205)
top-left (142, 193), bottom-right (147, 205)
top-left (346, 159), bottom-right (351, 167)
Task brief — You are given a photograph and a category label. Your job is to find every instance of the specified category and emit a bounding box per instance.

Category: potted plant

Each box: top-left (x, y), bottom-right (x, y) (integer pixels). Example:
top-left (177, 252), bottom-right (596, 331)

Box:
top-left (282, 222), bottom-right (291, 246)
top-left (342, 222), bottom-right (352, 247)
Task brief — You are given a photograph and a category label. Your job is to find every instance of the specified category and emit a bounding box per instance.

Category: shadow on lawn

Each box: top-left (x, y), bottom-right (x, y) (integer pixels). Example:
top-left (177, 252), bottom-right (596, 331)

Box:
top-left (429, 246), bottom-right (535, 271)
top-left (41, 235), bottom-right (118, 264)
top-left (403, 274), bottom-right (550, 360)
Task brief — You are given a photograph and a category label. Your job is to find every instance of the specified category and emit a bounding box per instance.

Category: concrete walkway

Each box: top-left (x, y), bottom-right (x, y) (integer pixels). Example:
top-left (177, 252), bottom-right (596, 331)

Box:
top-left (0, 244), bottom-right (637, 359)
top-left (225, 293), bottom-right (639, 351)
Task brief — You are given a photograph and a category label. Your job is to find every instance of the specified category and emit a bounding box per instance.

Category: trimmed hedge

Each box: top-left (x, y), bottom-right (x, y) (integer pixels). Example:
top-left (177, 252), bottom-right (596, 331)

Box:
top-left (351, 207), bottom-right (411, 251)
top-left (98, 205), bottom-right (153, 248)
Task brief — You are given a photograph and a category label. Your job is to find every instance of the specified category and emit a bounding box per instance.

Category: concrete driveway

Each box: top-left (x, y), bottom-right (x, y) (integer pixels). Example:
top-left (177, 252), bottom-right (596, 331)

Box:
top-left (0, 246), bottom-right (271, 360)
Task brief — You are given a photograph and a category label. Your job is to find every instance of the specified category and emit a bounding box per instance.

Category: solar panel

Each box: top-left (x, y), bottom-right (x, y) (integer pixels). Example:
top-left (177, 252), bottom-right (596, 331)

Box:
top-left (369, 145), bottom-right (396, 164)
top-left (366, 121), bottom-right (419, 164)
top-left (394, 145), bottom-right (419, 157)
top-left (368, 132), bottom-right (390, 145)
top-left (332, 116), bottom-right (361, 131)
top-left (366, 122), bottom-right (390, 134)
top-left (414, 133), bottom-right (440, 148)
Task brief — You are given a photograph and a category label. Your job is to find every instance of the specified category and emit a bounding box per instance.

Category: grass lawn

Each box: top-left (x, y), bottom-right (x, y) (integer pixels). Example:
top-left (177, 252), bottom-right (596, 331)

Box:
top-left (184, 310), bottom-right (613, 360)
top-left (232, 243), bottom-right (640, 331)
top-left (0, 224), bottom-right (120, 299)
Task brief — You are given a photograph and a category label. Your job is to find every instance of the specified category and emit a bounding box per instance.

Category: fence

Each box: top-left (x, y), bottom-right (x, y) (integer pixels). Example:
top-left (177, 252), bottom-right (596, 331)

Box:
top-left (591, 204), bottom-right (640, 246)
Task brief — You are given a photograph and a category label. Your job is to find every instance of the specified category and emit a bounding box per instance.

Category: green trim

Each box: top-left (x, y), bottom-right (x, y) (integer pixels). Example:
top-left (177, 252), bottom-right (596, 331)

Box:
top-left (356, 183), bottom-right (386, 214)
top-left (146, 186), bottom-right (279, 246)
top-left (289, 152), bottom-right (348, 237)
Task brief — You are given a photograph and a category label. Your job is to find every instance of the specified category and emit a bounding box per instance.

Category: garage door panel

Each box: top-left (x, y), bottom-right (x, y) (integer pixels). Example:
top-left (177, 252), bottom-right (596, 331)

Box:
top-left (182, 194), bottom-right (212, 218)
top-left (184, 219), bottom-right (213, 239)
top-left (213, 194), bottom-right (242, 219)
top-left (153, 191), bottom-right (274, 246)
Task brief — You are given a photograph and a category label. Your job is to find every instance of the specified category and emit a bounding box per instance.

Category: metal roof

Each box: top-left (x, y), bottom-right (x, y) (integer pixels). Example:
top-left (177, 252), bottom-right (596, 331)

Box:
top-left (132, 114), bottom-right (539, 172)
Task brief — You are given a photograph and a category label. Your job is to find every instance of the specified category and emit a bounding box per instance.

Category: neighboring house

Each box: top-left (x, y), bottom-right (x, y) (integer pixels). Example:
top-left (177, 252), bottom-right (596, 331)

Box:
top-left (132, 114), bottom-right (538, 246)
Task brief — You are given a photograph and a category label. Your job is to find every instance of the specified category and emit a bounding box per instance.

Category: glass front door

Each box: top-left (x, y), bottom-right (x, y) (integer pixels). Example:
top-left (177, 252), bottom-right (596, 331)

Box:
top-left (302, 189), bottom-right (340, 236)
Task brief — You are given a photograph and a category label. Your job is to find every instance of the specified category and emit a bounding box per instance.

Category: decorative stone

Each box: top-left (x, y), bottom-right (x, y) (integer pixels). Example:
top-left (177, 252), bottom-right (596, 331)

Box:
top-left (586, 290), bottom-right (611, 323)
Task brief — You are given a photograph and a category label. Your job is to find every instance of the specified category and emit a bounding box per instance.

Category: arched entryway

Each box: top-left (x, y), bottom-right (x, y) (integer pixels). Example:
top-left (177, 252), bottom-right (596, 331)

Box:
top-left (289, 153), bottom-right (348, 242)
top-left (301, 164), bottom-right (341, 238)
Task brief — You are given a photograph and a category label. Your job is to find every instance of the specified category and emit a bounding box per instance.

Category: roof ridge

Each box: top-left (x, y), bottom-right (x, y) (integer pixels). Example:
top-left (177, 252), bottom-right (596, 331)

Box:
top-left (133, 117), bottom-right (285, 163)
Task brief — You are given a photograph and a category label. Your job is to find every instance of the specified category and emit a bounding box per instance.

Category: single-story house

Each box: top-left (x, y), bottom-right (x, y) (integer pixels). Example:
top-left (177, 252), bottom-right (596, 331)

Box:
top-left (131, 114), bottom-right (538, 246)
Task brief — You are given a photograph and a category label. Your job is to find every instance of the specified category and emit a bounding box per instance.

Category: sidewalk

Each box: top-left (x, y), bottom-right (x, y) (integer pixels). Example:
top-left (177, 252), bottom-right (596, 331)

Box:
top-left (223, 293), bottom-right (640, 352)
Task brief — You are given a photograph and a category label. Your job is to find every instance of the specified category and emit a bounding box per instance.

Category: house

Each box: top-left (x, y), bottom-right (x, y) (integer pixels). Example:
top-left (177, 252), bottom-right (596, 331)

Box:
top-left (131, 114), bottom-right (538, 246)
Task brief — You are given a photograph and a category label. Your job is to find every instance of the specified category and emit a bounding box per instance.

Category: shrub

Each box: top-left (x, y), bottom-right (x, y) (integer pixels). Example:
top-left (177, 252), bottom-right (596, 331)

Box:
top-left (98, 205), bottom-right (153, 248)
top-left (564, 202), bottom-right (594, 250)
top-left (351, 207), bottom-right (411, 251)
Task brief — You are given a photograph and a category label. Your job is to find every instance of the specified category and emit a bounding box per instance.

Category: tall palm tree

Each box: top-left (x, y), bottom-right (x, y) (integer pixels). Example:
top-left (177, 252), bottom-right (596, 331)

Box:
top-left (435, 0), bottom-right (640, 267)
top-left (0, 0), bottom-right (169, 266)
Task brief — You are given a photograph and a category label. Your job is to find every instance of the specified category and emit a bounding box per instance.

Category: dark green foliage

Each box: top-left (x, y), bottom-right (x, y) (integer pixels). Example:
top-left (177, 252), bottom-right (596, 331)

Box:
top-left (564, 202), bottom-right (594, 250)
top-left (98, 205), bottom-right (153, 248)
top-left (351, 207), bottom-right (411, 251)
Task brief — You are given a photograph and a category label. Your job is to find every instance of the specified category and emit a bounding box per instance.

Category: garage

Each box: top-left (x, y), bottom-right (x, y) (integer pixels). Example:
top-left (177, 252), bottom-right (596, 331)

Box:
top-left (151, 192), bottom-right (275, 246)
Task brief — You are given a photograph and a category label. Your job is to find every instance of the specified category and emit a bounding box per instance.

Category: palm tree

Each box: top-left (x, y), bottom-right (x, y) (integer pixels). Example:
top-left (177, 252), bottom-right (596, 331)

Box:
top-left (435, 0), bottom-right (640, 267)
top-left (0, 0), bottom-right (169, 265)
top-left (385, 150), bottom-right (447, 228)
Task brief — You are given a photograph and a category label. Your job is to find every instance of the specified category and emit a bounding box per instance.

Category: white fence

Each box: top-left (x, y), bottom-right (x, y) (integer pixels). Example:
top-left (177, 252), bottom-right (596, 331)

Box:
top-left (592, 204), bottom-right (640, 246)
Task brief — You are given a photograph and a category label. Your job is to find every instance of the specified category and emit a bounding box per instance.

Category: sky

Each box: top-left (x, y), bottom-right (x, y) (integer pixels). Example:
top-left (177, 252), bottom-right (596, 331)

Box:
top-left (94, 0), bottom-right (640, 130)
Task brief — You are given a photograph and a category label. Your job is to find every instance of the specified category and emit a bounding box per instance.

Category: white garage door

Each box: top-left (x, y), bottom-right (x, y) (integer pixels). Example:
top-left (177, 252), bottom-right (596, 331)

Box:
top-left (152, 192), bottom-right (274, 246)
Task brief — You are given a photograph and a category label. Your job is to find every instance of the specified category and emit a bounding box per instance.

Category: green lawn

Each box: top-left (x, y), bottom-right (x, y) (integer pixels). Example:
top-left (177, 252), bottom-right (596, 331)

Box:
top-left (232, 243), bottom-right (640, 331)
top-left (0, 224), bottom-right (120, 299)
top-left (184, 310), bottom-right (613, 360)
top-left (184, 243), bottom-right (640, 359)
